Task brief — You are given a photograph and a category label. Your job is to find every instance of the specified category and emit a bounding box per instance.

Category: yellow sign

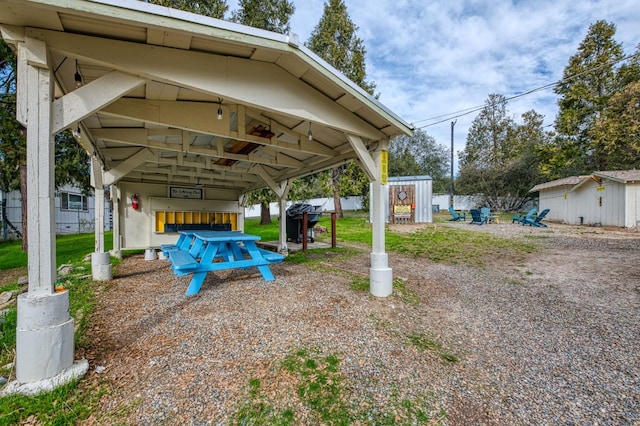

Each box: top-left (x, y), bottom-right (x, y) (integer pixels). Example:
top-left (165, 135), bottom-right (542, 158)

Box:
top-left (596, 186), bottom-right (606, 192)
top-left (380, 150), bottom-right (388, 184)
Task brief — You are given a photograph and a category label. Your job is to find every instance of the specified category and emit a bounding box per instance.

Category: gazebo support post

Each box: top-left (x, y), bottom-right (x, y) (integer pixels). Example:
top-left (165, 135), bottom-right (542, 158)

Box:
top-left (369, 144), bottom-right (393, 296)
top-left (4, 36), bottom-right (88, 396)
top-left (91, 157), bottom-right (112, 281)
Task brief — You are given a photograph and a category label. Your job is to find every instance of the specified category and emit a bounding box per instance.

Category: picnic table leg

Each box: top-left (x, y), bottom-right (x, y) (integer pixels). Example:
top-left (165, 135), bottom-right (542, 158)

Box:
top-left (185, 272), bottom-right (207, 296)
top-left (243, 241), bottom-right (276, 281)
top-left (184, 242), bottom-right (221, 296)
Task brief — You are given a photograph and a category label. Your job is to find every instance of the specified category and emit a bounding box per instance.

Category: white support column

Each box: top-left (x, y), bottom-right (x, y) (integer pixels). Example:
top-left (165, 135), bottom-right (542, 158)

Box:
top-left (277, 180), bottom-right (292, 254)
top-left (91, 157), bottom-right (112, 280)
top-left (370, 141), bottom-right (393, 297)
top-left (9, 37), bottom-right (88, 394)
top-left (110, 184), bottom-right (122, 259)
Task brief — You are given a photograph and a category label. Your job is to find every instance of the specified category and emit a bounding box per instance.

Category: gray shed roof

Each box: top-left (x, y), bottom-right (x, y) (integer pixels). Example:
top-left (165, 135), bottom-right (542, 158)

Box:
top-left (529, 176), bottom-right (586, 193)
top-left (594, 170), bottom-right (640, 184)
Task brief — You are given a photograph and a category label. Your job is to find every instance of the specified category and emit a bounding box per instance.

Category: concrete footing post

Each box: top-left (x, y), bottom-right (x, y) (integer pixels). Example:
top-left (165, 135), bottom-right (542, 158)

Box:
top-left (370, 252), bottom-right (393, 297)
top-left (144, 248), bottom-right (156, 261)
top-left (15, 292), bottom-right (75, 382)
top-left (91, 252), bottom-right (112, 281)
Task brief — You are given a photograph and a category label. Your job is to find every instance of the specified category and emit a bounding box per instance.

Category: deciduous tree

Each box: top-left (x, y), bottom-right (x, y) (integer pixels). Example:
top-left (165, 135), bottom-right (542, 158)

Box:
top-left (458, 94), bottom-right (548, 210)
top-left (0, 39), bottom-right (90, 249)
top-left (389, 129), bottom-right (450, 193)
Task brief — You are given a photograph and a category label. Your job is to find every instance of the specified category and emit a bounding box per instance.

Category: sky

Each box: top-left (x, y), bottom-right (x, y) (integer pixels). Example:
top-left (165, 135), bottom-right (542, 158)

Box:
top-left (227, 1), bottom-right (640, 169)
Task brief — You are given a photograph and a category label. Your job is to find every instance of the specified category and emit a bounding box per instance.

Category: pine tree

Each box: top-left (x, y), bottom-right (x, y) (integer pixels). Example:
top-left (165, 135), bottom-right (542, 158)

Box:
top-left (231, 0), bottom-right (294, 34)
top-left (589, 44), bottom-right (640, 170)
top-left (231, 0), bottom-right (295, 224)
top-left (144, 0), bottom-right (228, 19)
top-left (306, 0), bottom-right (375, 217)
top-left (551, 20), bottom-right (624, 174)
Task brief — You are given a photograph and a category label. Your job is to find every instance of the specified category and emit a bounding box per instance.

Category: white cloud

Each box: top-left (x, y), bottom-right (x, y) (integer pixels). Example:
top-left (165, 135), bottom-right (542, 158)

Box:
top-left (228, 0), bottom-right (640, 167)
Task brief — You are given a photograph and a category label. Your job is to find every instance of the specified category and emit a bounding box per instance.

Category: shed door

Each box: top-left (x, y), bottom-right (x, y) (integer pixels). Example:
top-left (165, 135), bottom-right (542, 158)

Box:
top-left (390, 185), bottom-right (415, 224)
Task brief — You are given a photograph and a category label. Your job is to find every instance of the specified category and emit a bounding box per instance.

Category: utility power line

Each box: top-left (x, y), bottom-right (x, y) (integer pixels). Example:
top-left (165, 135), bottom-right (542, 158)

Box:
top-left (414, 51), bottom-right (640, 130)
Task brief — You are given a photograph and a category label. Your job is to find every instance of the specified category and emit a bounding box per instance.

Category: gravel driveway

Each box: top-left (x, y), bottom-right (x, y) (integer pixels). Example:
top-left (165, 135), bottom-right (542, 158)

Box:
top-left (82, 222), bottom-right (640, 425)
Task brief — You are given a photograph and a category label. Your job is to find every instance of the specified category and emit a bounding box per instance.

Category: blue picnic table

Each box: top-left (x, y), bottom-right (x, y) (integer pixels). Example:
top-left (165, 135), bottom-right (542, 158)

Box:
top-left (166, 230), bottom-right (284, 296)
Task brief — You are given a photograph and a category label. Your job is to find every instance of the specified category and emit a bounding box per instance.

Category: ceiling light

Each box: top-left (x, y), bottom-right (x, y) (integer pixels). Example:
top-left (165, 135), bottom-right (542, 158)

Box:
top-left (308, 122), bottom-right (313, 141)
top-left (217, 98), bottom-right (223, 120)
top-left (74, 60), bottom-right (82, 88)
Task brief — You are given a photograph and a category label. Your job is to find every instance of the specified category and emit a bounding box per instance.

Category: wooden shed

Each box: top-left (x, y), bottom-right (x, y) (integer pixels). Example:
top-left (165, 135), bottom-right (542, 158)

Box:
top-left (529, 170), bottom-right (640, 229)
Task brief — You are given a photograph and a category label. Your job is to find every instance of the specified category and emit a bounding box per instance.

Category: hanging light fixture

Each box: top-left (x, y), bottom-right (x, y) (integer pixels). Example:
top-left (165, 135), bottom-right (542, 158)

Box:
top-left (74, 60), bottom-right (82, 88)
top-left (217, 98), bottom-right (223, 120)
top-left (308, 122), bottom-right (313, 141)
top-left (73, 123), bottom-right (81, 138)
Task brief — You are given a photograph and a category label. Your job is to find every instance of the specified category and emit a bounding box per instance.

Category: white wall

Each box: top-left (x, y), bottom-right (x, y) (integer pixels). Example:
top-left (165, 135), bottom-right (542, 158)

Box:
top-left (539, 178), bottom-right (631, 227)
top-left (117, 182), bottom-right (243, 250)
top-left (625, 183), bottom-right (640, 229)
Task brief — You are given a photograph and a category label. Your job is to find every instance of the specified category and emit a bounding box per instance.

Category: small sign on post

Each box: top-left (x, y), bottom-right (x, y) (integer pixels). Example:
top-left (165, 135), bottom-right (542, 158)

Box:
top-left (380, 150), bottom-right (388, 185)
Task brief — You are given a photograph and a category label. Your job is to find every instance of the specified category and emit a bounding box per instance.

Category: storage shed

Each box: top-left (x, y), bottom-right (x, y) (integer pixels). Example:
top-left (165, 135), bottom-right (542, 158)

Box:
top-left (370, 175), bottom-right (433, 224)
top-left (529, 170), bottom-right (640, 229)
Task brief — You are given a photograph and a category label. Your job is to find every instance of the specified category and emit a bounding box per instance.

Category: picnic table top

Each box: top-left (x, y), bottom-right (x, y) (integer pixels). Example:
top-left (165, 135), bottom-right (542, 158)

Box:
top-left (187, 230), bottom-right (261, 242)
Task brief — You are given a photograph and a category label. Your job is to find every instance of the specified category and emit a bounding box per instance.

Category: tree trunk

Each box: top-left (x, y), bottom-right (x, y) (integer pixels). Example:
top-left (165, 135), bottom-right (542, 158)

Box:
top-left (20, 164), bottom-right (27, 252)
top-left (332, 167), bottom-right (343, 219)
top-left (259, 201), bottom-right (271, 225)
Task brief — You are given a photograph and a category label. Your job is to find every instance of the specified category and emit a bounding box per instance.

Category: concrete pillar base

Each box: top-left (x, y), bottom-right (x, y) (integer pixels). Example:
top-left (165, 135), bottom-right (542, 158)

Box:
top-left (16, 292), bottom-right (75, 383)
top-left (144, 248), bottom-right (156, 261)
top-left (370, 252), bottom-right (393, 297)
top-left (1, 359), bottom-right (89, 396)
top-left (92, 252), bottom-right (112, 281)
top-left (370, 267), bottom-right (393, 297)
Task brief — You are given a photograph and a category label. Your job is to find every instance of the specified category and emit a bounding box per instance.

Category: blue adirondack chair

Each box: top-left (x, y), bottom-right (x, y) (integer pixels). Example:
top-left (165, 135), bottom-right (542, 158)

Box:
top-left (448, 206), bottom-right (466, 222)
top-left (513, 208), bottom-right (537, 225)
top-left (524, 209), bottom-right (550, 227)
top-left (469, 209), bottom-right (486, 225)
top-left (480, 207), bottom-right (491, 223)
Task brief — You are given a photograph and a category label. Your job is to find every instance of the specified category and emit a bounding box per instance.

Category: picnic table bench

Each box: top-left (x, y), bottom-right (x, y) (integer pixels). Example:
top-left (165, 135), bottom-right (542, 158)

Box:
top-left (166, 230), bottom-right (284, 296)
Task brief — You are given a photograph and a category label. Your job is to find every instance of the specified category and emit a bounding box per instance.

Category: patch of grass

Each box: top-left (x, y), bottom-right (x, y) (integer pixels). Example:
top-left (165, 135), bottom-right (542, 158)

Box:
top-left (0, 378), bottom-right (108, 425)
top-left (0, 232), bottom-right (113, 270)
top-left (232, 347), bottom-right (444, 425)
top-left (386, 226), bottom-right (536, 265)
top-left (0, 231), bottom-right (115, 424)
top-left (246, 212), bottom-right (536, 267)
top-left (392, 278), bottom-right (420, 305)
top-left (0, 240), bottom-right (27, 270)
top-left (349, 276), bottom-right (369, 291)
top-left (408, 332), bottom-right (458, 363)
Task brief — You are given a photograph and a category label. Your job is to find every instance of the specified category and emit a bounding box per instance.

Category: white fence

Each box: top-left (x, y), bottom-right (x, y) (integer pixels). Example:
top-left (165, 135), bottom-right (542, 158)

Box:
top-left (245, 196), bottom-right (363, 218)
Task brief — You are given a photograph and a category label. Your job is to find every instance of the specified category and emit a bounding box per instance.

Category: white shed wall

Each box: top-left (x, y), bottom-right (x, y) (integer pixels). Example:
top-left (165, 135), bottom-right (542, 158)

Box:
top-left (624, 183), bottom-right (640, 229)
top-left (539, 178), bottom-right (631, 227)
top-left (539, 186), bottom-right (573, 223)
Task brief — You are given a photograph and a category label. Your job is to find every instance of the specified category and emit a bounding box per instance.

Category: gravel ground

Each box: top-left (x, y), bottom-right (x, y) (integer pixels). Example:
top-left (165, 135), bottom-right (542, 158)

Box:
top-left (80, 222), bottom-right (640, 425)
